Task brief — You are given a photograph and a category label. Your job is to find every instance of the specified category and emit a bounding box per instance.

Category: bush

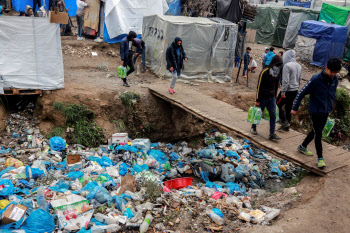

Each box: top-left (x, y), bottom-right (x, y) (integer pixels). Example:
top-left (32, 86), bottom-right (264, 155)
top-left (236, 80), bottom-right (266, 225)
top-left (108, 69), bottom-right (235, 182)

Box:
top-left (63, 104), bottom-right (94, 125)
top-left (47, 127), bottom-right (64, 138)
top-left (53, 102), bottom-right (63, 111)
top-left (119, 92), bottom-right (140, 106)
top-left (331, 88), bottom-right (350, 138)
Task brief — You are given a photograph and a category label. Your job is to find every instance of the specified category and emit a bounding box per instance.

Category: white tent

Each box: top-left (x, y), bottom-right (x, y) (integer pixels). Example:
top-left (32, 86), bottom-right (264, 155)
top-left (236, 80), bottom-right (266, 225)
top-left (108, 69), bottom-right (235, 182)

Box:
top-left (0, 17), bottom-right (64, 91)
top-left (105, 0), bottom-right (169, 39)
top-left (143, 15), bottom-right (238, 82)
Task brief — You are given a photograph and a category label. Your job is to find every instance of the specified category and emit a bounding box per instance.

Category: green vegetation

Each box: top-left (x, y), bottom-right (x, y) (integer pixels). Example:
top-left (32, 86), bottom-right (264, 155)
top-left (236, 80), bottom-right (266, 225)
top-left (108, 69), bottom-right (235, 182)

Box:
top-left (142, 179), bottom-right (162, 202)
top-left (53, 102), bottom-right (63, 111)
top-left (47, 127), bottom-right (64, 138)
top-left (113, 120), bottom-right (126, 132)
top-left (119, 92), bottom-right (140, 107)
top-left (285, 169), bottom-right (308, 188)
top-left (331, 88), bottom-right (350, 139)
top-left (63, 104), bottom-right (95, 124)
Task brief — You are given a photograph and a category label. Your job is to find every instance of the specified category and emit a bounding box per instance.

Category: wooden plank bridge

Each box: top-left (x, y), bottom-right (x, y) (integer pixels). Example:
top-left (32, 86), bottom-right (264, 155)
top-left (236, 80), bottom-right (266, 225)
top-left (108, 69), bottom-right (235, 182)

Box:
top-left (149, 85), bottom-right (349, 176)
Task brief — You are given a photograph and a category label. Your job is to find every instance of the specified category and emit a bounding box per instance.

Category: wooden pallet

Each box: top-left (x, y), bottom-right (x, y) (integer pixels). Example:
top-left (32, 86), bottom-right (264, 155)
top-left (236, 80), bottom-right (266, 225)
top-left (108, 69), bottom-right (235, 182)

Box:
top-left (2, 89), bottom-right (42, 96)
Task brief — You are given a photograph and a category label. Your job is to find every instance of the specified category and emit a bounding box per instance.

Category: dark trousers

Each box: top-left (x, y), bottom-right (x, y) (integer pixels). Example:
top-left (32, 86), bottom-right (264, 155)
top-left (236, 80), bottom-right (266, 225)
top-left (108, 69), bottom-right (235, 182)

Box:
top-left (252, 98), bottom-right (276, 135)
top-left (133, 46), bottom-right (146, 70)
top-left (76, 15), bottom-right (83, 37)
top-left (33, 0), bottom-right (41, 11)
top-left (243, 65), bottom-right (248, 76)
top-left (122, 58), bottom-right (135, 83)
top-left (277, 90), bottom-right (298, 124)
top-left (302, 114), bottom-right (328, 159)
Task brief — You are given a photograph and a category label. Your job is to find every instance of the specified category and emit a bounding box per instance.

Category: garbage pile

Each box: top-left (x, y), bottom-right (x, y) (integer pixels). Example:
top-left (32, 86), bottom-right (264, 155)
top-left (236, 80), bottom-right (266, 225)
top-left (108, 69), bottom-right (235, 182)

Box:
top-left (0, 112), bottom-right (301, 232)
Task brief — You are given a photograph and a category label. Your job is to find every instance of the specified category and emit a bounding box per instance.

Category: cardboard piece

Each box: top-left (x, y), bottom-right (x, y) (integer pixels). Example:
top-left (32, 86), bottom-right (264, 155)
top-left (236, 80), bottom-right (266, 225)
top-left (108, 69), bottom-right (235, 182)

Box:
top-left (1, 204), bottom-right (27, 225)
top-left (66, 154), bottom-right (83, 172)
top-left (49, 11), bottom-right (69, 24)
top-left (51, 194), bottom-right (93, 231)
top-left (117, 175), bottom-right (136, 195)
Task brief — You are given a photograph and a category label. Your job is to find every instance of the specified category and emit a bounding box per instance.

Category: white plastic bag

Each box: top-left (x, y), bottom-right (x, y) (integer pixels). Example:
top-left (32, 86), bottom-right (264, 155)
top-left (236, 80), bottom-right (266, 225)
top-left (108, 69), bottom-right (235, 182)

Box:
top-left (251, 59), bottom-right (257, 68)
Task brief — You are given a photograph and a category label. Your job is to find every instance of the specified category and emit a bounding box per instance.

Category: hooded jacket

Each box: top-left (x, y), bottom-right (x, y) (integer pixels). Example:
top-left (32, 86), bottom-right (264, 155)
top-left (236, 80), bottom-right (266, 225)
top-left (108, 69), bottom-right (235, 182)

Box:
top-left (256, 55), bottom-right (283, 102)
top-left (262, 47), bottom-right (268, 61)
top-left (120, 36), bottom-right (142, 62)
top-left (264, 51), bottom-right (275, 66)
top-left (281, 50), bottom-right (302, 94)
top-left (166, 37), bottom-right (187, 71)
top-left (0, 6), bottom-right (3, 16)
top-left (292, 71), bottom-right (338, 115)
top-left (26, 5), bottom-right (34, 16)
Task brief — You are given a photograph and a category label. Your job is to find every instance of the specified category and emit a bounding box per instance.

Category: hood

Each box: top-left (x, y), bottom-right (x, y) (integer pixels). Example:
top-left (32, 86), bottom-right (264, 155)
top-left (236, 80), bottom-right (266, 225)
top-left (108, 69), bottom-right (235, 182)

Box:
top-left (269, 55), bottom-right (283, 68)
top-left (264, 47), bottom-right (269, 54)
top-left (173, 37), bottom-right (182, 48)
top-left (283, 50), bottom-right (296, 65)
top-left (26, 5), bottom-right (33, 14)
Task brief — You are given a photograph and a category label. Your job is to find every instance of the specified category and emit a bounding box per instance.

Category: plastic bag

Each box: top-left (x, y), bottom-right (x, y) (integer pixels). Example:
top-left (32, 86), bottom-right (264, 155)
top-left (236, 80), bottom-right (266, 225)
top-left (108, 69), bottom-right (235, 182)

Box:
top-left (25, 166), bottom-right (45, 180)
top-left (226, 182), bottom-right (246, 195)
top-left (200, 171), bottom-right (209, 182)
top-left (86, 186), bottom-right (110, 204)
top-left (170, 152), bottom-right (180, 161)
top-left (124, 208), bottom-right (134, 219)
top-left (148, 150), bottom-right (169, 164)
top-left (22, 209), bottom-right (55, 233)
top-left (132, 164), bottom-right (149, 174)
top-left (198, 149), bottom-right (217, 159)
top-left (117, 66), bottom-right (127, 78)
top-left (49, 136), bottom-right (66, 151)
top-left (247, 106), bottom-right (262, 125)
top-left (211, 191), bottom-right (228, 200)
top-left (220, 163), bottom-right (236, 183)
top-left (322, 117), bottom-right (335, 138)
top-left (263, 106), bottom-right (279, 122)
top-left (0, 167), bottom-right (16, 178)
top-left (212, 208), bottom-right (224, 218)
top-left (119, 163), bottom-right (129, 176)
top-left (5, 158), bottom-right (24, 168)
top-left (67, 171), bottom-right (84, 180)
top-left (0, 199), bottom-right (10, 209)
top-left (0, 179), bottom-right (14, 197)
top-left (234, 164), bottom-right (249, 179)
top-left (225, 151), bottom-right (240, 161)
top-left (251, 59), bottom-right (257, 68)
top-left (20, 198), bottom-right (35, 215)
top-left (98, 156), bottom-right (113, 167)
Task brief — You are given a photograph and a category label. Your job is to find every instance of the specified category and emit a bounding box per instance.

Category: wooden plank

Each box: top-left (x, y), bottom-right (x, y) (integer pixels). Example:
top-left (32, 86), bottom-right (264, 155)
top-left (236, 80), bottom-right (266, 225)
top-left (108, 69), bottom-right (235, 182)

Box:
top-left (149, 85), bottom-right (349, 176)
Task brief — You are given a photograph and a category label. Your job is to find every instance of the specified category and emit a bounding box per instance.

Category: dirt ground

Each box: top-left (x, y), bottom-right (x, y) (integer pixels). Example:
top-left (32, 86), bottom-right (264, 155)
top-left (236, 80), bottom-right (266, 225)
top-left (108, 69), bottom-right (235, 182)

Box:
top-left (30, 38), bottom-right (350, 233)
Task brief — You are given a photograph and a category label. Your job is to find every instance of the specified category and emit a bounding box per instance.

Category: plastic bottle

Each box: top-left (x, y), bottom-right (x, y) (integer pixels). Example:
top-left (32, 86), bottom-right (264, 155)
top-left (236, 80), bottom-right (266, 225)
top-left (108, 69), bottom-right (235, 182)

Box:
top-left (205, 209), bottom-right (224, 225)
top-left (37, 186), bottom-right (48, 211)
top-left (135, 202), bottom-right (154, 212)
top-left (94, 213), bottom-right (118, 224)
top-left (140, 212), bottom-right (153, 233)
top-left (137, 64), bottom-right (141, 75)
top-left (90, 224), bottom-right (121, 233)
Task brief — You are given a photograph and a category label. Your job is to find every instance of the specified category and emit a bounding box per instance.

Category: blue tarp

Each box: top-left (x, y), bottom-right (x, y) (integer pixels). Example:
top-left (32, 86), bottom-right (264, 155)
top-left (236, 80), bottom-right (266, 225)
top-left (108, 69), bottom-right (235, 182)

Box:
top-left (285, 0), bottom-right (311, 8)
top-left (165, 0), bottom-right (181, 16)
top-left (103, 23), bottom-right (142, 44)
top-left (299, 20), bottom-right (348, 67)
top-left (12, 0), bottom-right (77, 16)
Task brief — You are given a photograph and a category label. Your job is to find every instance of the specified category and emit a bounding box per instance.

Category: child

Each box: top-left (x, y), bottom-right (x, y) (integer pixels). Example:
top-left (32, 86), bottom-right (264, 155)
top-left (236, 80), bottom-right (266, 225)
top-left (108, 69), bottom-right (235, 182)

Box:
top-left (243, 47), bottom-right (251, 78)
top-left (262, 47), bottom-right (268, 69)
top-left (278, 51), bottom-right (284, 57)
top-left (250, 56), bottom-right (257, 73)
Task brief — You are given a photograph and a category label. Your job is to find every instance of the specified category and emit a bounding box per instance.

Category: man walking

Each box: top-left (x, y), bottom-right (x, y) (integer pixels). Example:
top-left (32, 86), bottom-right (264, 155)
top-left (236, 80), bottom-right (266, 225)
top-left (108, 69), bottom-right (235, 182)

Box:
top-left (292, 58), bottom-right (341, 168)
top-left (166, 37), bottom-right (188, 94)
top-left (76, 0), bottom-right (88, 41)
top-left (120, 31), bottom-right (142, 87)
top-left (277, 50), bottom-right (302, 131)
top-left (33, 0), bottom-right (41, 12)
top-left (133, 38), bottom-right (146, 73)
top-left (251, 55), bottom-right (283, 141)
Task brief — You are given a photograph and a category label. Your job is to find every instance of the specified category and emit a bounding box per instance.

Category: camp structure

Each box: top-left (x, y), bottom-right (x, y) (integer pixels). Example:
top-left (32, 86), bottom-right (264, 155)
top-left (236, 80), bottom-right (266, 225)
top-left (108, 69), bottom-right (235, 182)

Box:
top-left (0, 17), bottom-right (64, 91)
top-left (142, 15), bottom-right (238, 82)
top-left (294, 20), bottom-right (348, 67)
top-left (247, 5), bottom-right (319, 47)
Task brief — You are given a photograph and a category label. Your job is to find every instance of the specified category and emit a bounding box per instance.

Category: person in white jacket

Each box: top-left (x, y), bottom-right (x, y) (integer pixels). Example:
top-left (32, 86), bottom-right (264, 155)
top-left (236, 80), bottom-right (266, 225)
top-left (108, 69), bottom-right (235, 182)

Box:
top-left (276, 49), bottom-right (302, 131)
top-left (261, 47), bottom-right (268, 69)
top-left (76, 0), bottom-right (88, 40)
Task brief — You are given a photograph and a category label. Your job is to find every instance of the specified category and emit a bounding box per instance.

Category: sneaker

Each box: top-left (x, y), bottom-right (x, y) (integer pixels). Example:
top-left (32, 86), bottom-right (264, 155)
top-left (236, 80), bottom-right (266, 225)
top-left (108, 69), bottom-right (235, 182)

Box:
top-left (77, 37), bottom-right (82, 41)
top-left (141, 69), bottom-right (146, 73)
top-left (250, 128), bottom-right (257, 135)
top-left (318, 158), bottom-right (326, 168)
top-left (81, 37), bottom-right (86, 41)
top-left (297, 145), bottom-right (313, 156)
top-left (269, 134), bottom-right (281, 141)
top-left (123, 82), bottom-right (130, 87)
top-left (169, 88), bottom-right (174, 94)
top-left (278, 122), bottom-right (290, 132)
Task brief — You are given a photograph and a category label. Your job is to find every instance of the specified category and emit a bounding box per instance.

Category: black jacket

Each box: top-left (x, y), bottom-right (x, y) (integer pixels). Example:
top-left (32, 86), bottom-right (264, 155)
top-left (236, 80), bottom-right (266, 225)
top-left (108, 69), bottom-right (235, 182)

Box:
top-left (166, 42), bottom-right (187, 71)
top-left (256, 55), bottom-right (283, 102)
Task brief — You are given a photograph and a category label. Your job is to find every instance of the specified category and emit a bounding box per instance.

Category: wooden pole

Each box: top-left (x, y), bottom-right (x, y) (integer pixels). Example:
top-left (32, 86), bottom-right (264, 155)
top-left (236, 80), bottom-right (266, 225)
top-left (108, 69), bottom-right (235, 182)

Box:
top-left (246, 66), bottom-right (249, 87)
top-left (235, 59), bottom-right (243, 83)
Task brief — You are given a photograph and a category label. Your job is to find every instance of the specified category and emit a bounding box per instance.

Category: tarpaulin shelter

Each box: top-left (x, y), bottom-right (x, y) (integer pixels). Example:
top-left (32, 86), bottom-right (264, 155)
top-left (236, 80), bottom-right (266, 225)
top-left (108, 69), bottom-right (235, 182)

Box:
top-left (142, 15), bottom-right (238, 82)
top-left (0, 17), bottom-right (64, 90)
top-left (295, 20), bottom-right (348, 67)
top-left (103, 0), bottom-right (168, 43)
top-left (285, 0), bottom-right (311, 8)
top-left (283, 8), bottom-right (319, 49)
top-left (319, 3), bottom-right (350, 26)
top-left (166, 0), bottom-right (182, 16)
top-left (217, 0), bottom-right (242, 24)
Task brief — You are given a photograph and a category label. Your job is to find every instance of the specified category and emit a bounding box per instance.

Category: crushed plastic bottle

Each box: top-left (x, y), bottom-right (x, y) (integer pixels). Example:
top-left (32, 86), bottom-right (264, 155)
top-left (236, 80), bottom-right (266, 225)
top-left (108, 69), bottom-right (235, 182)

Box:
top-left (206, 208), bottom-right (224, 225)
top-left (94, 213), bottom-right (118, 224)
top-left (36, 186), bottom-right (48, 211)
top-left (90, 224), bottom-right (121, 233)
top-left (140, 212), bottom-right (153, 233)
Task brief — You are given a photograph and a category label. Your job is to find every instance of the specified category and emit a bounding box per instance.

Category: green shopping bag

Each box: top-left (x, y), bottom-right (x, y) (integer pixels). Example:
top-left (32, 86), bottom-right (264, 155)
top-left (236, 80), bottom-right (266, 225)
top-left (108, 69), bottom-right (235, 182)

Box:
top-left (322, 117), bottom-right (335, 138)
top-left (263, 106), bottom-right (279, 122)
top-left (247, 106), bottom-right (262, 124)
top-left (117, 66), bottom-right (127, 78)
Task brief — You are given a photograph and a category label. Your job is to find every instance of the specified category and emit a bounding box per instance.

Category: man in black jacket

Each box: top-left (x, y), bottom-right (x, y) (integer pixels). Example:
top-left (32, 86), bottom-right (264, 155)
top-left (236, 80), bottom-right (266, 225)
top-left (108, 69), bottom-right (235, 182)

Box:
top-left (166, 37), bottom-right (188, 93)
top-left (291, 58), bottom-right (341, 168)
top-left (251, 55), bottom-right (283, 141)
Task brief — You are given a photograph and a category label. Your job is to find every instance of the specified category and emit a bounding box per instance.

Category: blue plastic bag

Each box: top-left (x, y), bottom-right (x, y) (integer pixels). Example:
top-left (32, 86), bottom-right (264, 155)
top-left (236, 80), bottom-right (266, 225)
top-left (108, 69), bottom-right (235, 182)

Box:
top-left (115, 145), bottom-right (138, 153)
top-left (270, 163), bottom-right (285, 177)
top-left (198, 149), bottom-right (217, 159)
top-left (25, 166), bottom-right (45, 180)
top-left (119, 163), bottom-right (130, 176)
top-left (49, 136), bottom-right (66, 151)
top-left (170, 152), bottom-right (179, 161)
top-left (205, 181), bottom-right (222, 191)
top-left (124, 208), bottom-right (134, 219)
top-left (226, 182), bottom-right (246, 195)
top-left (220, 163), bottom-right (235, 183)
top-left (55, 161), bottom-right (67, 170)
top-left (67, 171), bottom-right (84, 180)
top-left (234, 164), bottom-right (249, 179)
top-left (132, 164), bottom-right (149, 174)
top-left (86, 186), bottom-right (110, 204)
top-left (212, 208), bottom-right (224, 218)
top-left (225, 151), bottom-right (241, 161)
top-left (22, 209), bottom-right (55, 233)
top-left (200, 171), bottom-right (209, 182)
top-left (108, 196), bottom-right (124, 211)
top-left (0, 179), bottom-right (14, 197)
top-left (0, 167), bottom-right (15, 178)
top-left (49, 180), bottom-right (71, 193)
top-left (20, 198), bottom-right (35, 215)
top-left (98, 156), bottom-right (113, 167)
top-left (148, 150), bottom-right (169, 164)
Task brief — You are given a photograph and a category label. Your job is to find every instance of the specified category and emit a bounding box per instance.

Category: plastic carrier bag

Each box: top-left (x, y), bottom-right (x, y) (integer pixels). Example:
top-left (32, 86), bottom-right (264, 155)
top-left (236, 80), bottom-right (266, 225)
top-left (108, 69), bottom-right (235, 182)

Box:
top-left (247, 106), bottom-right (262, 124)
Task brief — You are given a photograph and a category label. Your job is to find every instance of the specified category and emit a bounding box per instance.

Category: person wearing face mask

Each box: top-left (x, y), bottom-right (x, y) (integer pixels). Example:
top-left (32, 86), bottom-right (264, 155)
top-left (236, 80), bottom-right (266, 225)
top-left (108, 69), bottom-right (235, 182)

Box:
top-left (251, 55), bottom-right (283, 141)
top-left (166, 37), bottom-right (188, 94)
top-left (277, 50), bottom-right (302, 132)
top-left (291, 58), bottom-right (342, 168)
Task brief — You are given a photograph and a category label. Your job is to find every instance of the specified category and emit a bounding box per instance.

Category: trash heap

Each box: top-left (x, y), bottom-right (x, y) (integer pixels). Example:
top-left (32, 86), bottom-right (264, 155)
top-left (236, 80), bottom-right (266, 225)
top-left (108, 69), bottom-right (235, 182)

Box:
top-left (0, 113), bottom-right (301, 233)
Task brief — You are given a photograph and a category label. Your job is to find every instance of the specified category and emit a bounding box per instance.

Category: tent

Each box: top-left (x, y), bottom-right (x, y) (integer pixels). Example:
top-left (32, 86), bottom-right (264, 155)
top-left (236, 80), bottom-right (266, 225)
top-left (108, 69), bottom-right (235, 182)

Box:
top-left (104, 0), bottom-right (168, 43)
top-left (217, 0), bottom-right (243, 24)
top-left (0, 17), bottom-right (64, 90)
top-left (142, 15), bottom-right (238, 82)
top-left (285, 0), bottom-right (311, 8)
top-left (319, 3), bottom-right (350, 26)
top-left (283, 8), bottom-right (319, 49)
top-left (295, 20), bottom-right (348, 67)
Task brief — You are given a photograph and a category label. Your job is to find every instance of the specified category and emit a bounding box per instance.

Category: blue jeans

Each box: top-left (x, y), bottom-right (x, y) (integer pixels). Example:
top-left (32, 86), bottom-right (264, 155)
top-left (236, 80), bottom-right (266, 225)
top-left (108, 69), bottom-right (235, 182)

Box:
top-left (243, 65), bottom-right (248, 76)
top-left (133, 46), bottom-right (146, 70)
top-left (252, 98), bottom-right (276, 135)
